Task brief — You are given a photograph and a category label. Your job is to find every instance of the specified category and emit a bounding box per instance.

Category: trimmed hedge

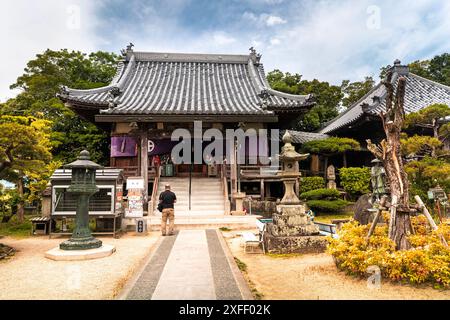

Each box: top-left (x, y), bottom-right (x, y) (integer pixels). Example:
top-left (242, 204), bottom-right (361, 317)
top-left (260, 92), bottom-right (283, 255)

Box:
top-left (300, 188), bottom-right (341, 201)
top-left (299, 176), bottom-right (325, 194)
top-left (339, 167), bottom-right (371, 198)
top-left (306, 199), bottom-right (349, 213)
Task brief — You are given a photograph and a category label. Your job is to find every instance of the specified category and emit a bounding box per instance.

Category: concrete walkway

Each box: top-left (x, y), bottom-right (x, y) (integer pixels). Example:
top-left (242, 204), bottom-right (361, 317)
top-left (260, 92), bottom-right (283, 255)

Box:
top-left (121, 229), bottom-right (252, 300)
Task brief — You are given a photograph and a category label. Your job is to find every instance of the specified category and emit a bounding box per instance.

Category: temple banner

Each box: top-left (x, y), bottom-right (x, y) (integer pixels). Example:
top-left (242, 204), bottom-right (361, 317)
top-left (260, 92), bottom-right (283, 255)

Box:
top-left (111, 136), bottom-right (137, 157)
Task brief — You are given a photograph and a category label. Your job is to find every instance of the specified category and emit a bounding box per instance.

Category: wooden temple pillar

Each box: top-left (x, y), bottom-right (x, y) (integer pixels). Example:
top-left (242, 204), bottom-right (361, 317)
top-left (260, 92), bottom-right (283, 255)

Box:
top-left (139, 123), bottom-right (149, 210)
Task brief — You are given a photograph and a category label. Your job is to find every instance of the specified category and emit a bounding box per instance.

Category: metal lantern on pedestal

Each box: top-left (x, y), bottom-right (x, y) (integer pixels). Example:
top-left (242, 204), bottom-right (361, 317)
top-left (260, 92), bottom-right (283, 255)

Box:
top-left (60, 150), bottom-right (103, 250)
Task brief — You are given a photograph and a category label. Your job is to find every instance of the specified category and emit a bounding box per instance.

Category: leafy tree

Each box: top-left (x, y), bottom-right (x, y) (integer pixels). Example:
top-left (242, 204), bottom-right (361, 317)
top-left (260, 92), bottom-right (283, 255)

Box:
top-left (405, 104), bottom-right (450, 140)
top-left (0, 116), bottom-right (52, 222)
top-left (301, 137), bottom-right (360, 168)
top-left (0, 49), bottom-right (121, 164)
top-left (405, 157), bottom-right (450, 203)
top-left (267, 70), bottom-right (343, 131)
top-left (400, 134), bottom-right (442, 157)
top-left (340, 77), bottom-right (375, 108)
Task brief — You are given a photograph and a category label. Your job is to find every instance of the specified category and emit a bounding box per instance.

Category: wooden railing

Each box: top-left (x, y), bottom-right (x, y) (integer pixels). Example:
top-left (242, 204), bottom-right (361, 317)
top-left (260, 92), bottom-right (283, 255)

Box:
top-left (149, 165), bottom-right (161, 215)
top-left (220, 164), bottom-right (231, 215)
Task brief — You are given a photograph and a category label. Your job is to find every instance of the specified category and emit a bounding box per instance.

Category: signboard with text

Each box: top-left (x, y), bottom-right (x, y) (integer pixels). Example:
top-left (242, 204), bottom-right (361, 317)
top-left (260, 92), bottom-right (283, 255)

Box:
top-left (125, 177), bottom-right (144, 218)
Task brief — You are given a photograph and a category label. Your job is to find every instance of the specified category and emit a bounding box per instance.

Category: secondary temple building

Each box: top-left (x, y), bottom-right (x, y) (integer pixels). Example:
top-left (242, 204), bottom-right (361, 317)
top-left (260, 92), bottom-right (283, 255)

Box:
top-left (319, 60), bottom-right (450, 166)
top-left (59, 45), bottom-right (314, 214)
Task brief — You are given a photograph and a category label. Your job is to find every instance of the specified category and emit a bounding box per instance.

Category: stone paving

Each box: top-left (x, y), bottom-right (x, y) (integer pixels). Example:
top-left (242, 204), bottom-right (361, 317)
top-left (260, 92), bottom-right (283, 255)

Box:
top-left (123, 229), bottom-right (251, 300)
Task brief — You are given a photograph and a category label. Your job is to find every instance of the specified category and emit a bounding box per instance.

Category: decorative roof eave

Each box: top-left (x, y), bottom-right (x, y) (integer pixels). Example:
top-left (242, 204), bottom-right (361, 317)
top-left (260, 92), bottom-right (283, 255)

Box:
top-left (318, 82), bottom-right (385, 134)
top-left (57, 54), bottom-right (136, 103)
top-left (247, 57), bottom-right (313, 107)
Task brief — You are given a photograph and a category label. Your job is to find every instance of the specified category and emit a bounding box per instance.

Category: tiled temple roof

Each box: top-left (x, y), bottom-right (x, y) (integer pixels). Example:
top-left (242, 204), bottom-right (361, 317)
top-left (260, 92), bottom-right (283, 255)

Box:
top-left (280, 130), bottom-right (329, 144)
top-left (319, 61), bottom-right (450, 134)
top-left (59, 46), bottom-right (314, 117)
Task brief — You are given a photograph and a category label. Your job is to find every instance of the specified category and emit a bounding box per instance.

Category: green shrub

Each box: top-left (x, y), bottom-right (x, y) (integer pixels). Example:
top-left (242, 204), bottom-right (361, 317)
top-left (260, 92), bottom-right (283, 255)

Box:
top-left (299, 176), bottom-right (325, 194)
top-left (339, 167), bottom-right (371, 198)
top-left (300, 188), bottom-right (341, 201)
top-left (328, 216), bottom-right (450, 289)
top-left (307, 199), bottom-right (349, 213)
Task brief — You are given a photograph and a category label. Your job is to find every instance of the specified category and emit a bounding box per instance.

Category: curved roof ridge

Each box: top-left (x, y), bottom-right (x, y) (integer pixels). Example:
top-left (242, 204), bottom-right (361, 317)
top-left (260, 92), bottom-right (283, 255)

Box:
top-left (247, 59), bottom-right (312, 102)
top-left (61, 54), bottom-right (136, 97)
top-left (132, 51), bottom-right (249, 63)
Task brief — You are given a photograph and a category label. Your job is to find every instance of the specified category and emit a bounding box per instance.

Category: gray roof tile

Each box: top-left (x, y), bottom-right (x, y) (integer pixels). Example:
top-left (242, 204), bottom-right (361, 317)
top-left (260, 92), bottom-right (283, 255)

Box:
top-left (59, 50), bottom-right (314, 116)
top-left (319, 68), bottom-right (450, 134)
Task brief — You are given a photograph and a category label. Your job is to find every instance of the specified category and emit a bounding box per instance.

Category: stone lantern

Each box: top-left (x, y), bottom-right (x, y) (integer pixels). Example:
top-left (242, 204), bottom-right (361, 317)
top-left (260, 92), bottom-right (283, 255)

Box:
top-left (278, 131), bottom-right (308, 205)
top-left (60, 150), bottom-right (103, 250)
top-left (264, 131), bottom-right (327, 254)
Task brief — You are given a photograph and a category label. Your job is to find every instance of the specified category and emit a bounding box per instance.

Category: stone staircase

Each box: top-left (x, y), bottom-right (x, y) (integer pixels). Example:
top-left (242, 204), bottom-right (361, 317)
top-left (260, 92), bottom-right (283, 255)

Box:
top-left (157, 177), bottom-right (225, 216)
top-left (147, 177), bottom-right (260, 230)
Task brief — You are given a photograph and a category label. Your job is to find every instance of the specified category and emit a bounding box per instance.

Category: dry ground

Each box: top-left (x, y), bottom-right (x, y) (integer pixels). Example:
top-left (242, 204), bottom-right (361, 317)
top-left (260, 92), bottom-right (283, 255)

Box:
top-left (0, 233), bottom-right (159, 300)
top-left (224, 230), bottom-right (450, 300)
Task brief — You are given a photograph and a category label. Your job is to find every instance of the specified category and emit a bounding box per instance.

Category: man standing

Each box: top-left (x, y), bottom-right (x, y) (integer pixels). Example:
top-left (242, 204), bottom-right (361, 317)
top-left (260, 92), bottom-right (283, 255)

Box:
top-left (159, 183), bottom-right (176, 236)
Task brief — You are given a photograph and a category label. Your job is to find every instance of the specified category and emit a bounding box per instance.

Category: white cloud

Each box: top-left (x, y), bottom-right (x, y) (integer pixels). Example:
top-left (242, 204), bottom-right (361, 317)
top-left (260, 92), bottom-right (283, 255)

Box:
top-left (2, 0), bottom-right (450, 102)
top-left (212, 32), bottom-right (236, 46)
top-left (270, 38), bottom-right (281, 46)
top-left (0, 0), bottom-right (101, 102)
top-left (265, 15), bottom-right (286, 26)
top-left (242, 12), bottom-right (287, 27)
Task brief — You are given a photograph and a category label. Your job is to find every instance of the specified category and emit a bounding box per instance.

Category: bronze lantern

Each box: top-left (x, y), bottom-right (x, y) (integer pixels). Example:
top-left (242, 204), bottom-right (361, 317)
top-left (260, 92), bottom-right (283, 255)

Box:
top-left (60, 150), bottom-right (103, 250)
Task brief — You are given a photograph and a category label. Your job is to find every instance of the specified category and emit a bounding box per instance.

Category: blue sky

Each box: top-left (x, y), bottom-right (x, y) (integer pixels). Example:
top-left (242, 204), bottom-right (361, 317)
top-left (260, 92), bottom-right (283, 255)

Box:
top-left (2, 0), bottom-right (450, 101)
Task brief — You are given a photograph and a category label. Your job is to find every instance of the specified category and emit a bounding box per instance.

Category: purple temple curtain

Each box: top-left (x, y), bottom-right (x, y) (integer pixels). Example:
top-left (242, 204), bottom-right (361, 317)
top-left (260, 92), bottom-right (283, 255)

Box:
top-left (111, 136), bottom-right (137, 157)
top-left (148, 139), bottom-right (179, 156)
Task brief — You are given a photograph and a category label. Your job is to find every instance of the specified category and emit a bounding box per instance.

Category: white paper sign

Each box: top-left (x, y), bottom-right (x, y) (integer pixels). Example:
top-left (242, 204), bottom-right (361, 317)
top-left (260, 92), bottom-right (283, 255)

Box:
top-left (127, 178), bottom-right (144, 189)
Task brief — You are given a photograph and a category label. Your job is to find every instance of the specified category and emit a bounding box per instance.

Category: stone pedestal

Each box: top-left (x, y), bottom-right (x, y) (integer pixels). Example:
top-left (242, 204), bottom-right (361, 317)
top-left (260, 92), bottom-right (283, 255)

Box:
top-left (264, 233), bottom-right (328, 254)
top-left (233, 192), bottom-right (246, 214)
top-left (45, 244), bottom-right (116, 261)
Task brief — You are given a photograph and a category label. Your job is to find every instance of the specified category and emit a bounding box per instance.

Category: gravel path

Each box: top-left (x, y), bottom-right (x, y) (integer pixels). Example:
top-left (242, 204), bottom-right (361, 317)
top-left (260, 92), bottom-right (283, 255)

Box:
top-left (0, 234), bottom-right (159, 300)
top-left (224, 230), bottom-right (450, 300)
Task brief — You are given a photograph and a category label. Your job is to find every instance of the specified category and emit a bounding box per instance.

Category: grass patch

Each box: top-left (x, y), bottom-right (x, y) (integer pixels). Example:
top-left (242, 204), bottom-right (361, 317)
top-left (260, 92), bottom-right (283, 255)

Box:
top-left (249, 280), bottom-right (264, 300)
top-left (233, 256), bottom-right (264, 299)
top-left (234, 257), bottom-right (247, 272)
top-left (219, 227), bottom-right (232, 232)
top-left (313, 213), bottom-right (353, 224)
top-left (0, 215), bottom-right (37, 238)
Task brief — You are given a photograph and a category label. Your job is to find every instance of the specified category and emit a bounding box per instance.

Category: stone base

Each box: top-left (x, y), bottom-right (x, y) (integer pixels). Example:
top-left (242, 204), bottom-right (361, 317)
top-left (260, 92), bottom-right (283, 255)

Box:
top-left (231, 210), bottom-right (246, 216)
top-left (60, 237), bottom-right (102, 250)
top-left (264, 233), bottom-right (328, 254)
top-left (45, 244), bottom-right (116, 261)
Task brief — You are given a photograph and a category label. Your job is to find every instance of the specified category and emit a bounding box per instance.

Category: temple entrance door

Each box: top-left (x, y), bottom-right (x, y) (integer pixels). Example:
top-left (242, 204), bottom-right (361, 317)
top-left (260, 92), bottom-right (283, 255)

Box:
top-left (176, 164), bottom-right (206, 177)
top-left (176, 139), bottom-right (207, 177)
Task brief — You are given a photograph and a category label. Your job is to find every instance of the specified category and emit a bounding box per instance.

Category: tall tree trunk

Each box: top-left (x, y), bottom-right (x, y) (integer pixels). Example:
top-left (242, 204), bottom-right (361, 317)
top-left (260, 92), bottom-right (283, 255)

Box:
top-left (17, 177), bottom-right (25, 223)
top-left (367, 74), bottom-right (412, 250)
top-left (343, 152), bottom-right (347, 167)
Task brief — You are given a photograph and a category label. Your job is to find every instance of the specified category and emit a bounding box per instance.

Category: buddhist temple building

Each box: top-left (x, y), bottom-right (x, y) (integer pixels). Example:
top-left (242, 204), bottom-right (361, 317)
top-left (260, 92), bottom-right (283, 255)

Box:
top-left (59, 44), bottom-right (315, 214)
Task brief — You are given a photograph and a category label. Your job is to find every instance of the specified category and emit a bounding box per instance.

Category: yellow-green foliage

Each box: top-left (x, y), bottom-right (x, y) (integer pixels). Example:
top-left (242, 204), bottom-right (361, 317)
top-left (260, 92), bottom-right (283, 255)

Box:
top-left (327, 216), bottom-right (450, 288)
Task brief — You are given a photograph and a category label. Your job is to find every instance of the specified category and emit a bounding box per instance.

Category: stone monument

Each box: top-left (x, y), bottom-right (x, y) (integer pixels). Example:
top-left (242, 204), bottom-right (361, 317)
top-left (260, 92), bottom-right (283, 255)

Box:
top-left (326, 165), bottom-right (337, 189)
top-left (264, 132), bottom-right (328, 254)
